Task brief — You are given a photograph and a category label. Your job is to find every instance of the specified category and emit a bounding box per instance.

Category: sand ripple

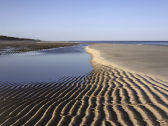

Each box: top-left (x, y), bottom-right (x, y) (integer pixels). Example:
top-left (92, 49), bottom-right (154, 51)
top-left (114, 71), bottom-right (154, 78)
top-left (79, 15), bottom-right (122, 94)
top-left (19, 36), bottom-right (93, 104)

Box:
top-left (0, 64), bottom-right (168, 126)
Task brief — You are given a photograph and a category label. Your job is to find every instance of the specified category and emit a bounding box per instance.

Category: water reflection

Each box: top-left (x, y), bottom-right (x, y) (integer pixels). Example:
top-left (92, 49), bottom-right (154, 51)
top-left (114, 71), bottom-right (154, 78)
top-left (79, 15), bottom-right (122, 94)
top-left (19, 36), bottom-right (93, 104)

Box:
top-left (0, 45), bottom-right (92, 83)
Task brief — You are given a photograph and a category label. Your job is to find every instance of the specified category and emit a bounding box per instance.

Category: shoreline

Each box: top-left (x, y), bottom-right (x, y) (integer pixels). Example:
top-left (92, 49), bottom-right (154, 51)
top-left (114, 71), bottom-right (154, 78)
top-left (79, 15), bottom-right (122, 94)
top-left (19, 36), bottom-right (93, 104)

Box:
top-left (0, 41), bottom-right (79, 55)
top-left (0, 43), bottom-right (168, 125)
top-left (85, 44), bottom-right (168, 82)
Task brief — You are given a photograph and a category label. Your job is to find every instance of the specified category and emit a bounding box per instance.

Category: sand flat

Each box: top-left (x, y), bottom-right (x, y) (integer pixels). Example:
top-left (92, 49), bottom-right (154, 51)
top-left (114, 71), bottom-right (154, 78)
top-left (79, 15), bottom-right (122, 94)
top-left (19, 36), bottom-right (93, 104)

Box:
top-left (0, 44), bottom-right (168, 126)
top-left (86, 43), bottom-right (168, 81)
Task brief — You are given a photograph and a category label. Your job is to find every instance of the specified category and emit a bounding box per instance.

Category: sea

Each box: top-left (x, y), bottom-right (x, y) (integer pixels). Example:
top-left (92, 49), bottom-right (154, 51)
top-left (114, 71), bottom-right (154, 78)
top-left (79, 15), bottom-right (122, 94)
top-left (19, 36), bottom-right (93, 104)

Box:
top-left (75, 41), bottom-right (168, 46)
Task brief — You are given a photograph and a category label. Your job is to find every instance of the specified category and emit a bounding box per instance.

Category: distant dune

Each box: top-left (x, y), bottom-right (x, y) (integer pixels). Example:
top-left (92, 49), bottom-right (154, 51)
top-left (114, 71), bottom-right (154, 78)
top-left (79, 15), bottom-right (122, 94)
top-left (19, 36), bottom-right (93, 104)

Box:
top-left (0, 35), bottom-right (39, 41)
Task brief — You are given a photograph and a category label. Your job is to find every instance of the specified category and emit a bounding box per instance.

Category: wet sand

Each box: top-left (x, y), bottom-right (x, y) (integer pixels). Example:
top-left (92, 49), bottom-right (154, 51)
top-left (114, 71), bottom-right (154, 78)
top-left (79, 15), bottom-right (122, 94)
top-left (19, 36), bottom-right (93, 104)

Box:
top-left (0, 40), bottom-right (78, 55)
top-left (0, 44), bottom-right (168, 126)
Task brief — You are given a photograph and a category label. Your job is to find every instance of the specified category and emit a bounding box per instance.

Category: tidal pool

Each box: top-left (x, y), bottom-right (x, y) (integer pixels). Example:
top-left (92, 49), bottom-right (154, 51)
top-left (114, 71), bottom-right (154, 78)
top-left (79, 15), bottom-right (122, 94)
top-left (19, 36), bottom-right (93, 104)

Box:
top-left (0, 44), bottom-right (92, 83)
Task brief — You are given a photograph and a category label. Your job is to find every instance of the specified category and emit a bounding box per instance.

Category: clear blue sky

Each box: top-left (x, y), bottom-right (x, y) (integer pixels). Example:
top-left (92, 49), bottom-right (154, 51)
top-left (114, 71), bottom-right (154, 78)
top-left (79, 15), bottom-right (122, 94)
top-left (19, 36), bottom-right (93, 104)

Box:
top-left (0, 0), bottom-right (168, 41)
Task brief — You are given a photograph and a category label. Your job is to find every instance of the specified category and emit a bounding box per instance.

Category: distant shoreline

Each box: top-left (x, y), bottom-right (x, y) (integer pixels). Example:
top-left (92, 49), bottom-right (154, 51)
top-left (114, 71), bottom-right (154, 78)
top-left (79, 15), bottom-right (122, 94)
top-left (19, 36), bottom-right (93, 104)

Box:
top-left (0, 35), bottom-right (40, 41)
top-left (0, 40), bottom-right (79, 55)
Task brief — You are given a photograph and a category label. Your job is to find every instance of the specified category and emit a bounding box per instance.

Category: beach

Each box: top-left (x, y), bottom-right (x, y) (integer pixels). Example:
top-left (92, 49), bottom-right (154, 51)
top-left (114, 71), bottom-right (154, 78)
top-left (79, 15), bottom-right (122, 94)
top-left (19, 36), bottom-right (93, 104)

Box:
top-left (86, 44), bottom-right (168, 81)
top-left (0, 43), bottom-right (168, 126)
top-left (85, 43), bottom-right (168, 125)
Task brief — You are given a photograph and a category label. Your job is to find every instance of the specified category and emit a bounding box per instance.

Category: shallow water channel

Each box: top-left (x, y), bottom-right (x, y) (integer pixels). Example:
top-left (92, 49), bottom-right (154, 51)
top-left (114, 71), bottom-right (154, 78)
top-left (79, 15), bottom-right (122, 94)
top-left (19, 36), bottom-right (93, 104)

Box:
top-left (0, 44), bottom-right (92, 83)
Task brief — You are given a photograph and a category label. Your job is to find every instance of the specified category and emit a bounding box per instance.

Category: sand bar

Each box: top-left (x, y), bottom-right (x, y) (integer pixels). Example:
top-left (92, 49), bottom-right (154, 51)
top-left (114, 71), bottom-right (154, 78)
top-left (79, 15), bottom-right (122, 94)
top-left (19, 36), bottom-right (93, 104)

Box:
top-left (86, 43), bottom-right (168, 81)
top-left (0, 44), bottom-right (168, 126)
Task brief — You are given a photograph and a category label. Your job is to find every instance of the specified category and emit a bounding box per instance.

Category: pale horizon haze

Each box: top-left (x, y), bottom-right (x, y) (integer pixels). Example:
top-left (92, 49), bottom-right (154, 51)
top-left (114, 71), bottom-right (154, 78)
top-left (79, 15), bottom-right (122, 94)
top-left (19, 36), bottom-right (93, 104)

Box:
top-left (0, 0), bottom-right (168, 41)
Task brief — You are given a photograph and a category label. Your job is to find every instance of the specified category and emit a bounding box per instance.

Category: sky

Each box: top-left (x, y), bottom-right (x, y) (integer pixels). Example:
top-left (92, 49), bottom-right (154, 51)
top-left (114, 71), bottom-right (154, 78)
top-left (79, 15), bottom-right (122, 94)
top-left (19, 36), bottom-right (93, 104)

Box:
top-left (0, 0), bottom-right (168, 41)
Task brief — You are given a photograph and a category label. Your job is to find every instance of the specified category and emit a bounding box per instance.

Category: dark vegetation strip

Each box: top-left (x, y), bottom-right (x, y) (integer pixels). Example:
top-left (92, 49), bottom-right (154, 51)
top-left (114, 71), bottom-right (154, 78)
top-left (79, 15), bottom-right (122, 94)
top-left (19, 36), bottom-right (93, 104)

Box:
top-left (0, 35), bottom-right (39, 41)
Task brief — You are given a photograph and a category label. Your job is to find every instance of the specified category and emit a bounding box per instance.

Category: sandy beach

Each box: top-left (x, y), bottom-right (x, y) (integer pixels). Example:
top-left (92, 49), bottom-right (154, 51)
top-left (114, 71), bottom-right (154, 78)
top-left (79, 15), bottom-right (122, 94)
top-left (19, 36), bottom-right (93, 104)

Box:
top-left (86, 44), bottom-right (168, 81)
top-left (0, 44), bottom-right (168, 126)
top-left (85, 44), bottom-right (168, 125)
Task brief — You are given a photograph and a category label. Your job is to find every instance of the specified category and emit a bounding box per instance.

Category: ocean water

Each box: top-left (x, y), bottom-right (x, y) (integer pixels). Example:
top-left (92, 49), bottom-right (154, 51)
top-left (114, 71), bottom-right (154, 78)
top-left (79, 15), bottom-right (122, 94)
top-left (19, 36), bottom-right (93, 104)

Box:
top-left (0, 45), bottom-right (92, 83)
top-left (79, 41), bottom-right (168, 46)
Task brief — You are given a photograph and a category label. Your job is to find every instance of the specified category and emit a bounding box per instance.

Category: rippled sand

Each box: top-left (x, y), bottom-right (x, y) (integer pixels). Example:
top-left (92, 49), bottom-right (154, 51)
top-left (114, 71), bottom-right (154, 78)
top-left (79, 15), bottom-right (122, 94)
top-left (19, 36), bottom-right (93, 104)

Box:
top-left (0, 44), bottom-right (168, 126)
